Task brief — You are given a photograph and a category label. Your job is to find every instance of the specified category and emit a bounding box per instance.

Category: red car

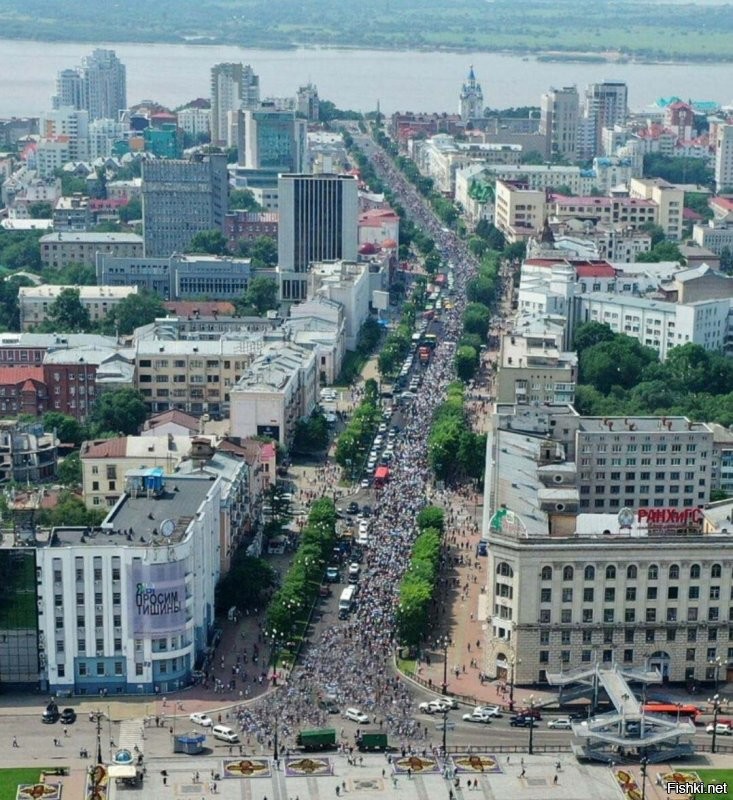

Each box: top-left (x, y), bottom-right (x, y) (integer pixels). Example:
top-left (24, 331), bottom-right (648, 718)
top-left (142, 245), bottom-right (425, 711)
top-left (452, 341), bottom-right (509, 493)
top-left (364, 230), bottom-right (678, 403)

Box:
top-left (519, 708), bottom-right (542, 720)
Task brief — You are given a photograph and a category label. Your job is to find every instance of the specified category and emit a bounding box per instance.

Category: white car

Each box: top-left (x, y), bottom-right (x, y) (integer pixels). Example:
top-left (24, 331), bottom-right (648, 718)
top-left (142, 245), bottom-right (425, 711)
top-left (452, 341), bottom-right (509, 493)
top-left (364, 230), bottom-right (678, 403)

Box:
top-left (474, 705), bottom-right (503, 718)
top-left (706, 723), bottom-right (733, 735)
top-left (462, 711), bottom-right (493, 724)
top-left (359, 520), bottom-right (370, 534)
top-left (189, 712), bottom-right (213, 727)
top-left (360, 479), bottom-right (371, 489)
top-left (344, 707), bottom-right (370, 724)
top-left (419, 698), bottom-right (457, 714)
top-left (547, 717), bottom-right (572, 730)
top-left (356, 532), bottom-right (370, 546)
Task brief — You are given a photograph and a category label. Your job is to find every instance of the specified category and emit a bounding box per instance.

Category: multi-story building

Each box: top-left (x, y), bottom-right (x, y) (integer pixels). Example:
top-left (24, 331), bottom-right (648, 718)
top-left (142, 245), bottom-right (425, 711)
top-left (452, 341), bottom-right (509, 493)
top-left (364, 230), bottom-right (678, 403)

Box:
top-left (39, 107), bottom-right (89, 162)
top-left (494, 180), bottom-right (547, 242)
top-left (34, 138), bottom-right (71, 179)
top-left (358, 208), bottom-right (400, 248)
top-left (87, 118), bottom-right (128, 160)
top-left (296, 83), bottom-right (320, 122)
top-left (277, 173), bottom-right (359, 301)
top-left (238, 106), bottom-right (307, 174)
top-left (210, 63), bottom-right (259, 147)
top-left (40, 232), bottom-right (143, 269)
top-left (459, 66), bottom-right (484, 122)
top-left (483, 405), bottom-right (727, 686)
top-left (540, 86), bottom-right (579, 161)
top-left (141, 154), bottom-right (228, 257)
top-left (176, 107), bottom-right (211, 140)
top-left (715, 124), bottom-right (733, 193)
top-left (495, 330), bottom-right (577, 406)
top-left (584, 81), bottom-right (628, 157)
top-left (0, 420), bottom-right (58, 483)
top-left (53, 49), bottom-right (127, 122)
top-left (306, 260), bottom-right (370, 351)
top-left (230, 343), bottom-right (318, 445)
top-left (38, 472), bottom-right (221, 695)
top-left (96, 253), bottom-right (251, 300)
top-left (18, 285), bottom-right (136, 331)
top-left (693, 219), bottom-right (733, 255)
top-left (0, 367), bottom-right (49, 417)
top-left (629, 177), bottom-right (684, 240)
top-left (52, 195), bottom-right (92, 232)
top-left (223, 211), bottom-right (278, 252)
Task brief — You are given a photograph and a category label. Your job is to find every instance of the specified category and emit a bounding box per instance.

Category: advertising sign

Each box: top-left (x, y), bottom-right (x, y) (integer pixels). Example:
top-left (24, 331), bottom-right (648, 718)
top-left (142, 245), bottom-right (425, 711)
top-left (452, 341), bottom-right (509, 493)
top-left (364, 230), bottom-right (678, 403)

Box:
top-left (129, 562), bottom-right (186, 635)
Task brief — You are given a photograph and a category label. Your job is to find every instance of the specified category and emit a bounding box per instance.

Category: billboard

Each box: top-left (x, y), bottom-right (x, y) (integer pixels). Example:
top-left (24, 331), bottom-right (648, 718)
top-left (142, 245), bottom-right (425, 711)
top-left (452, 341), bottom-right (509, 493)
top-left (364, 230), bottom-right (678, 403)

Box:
top-left (129, 562), bottom-right (186, 635)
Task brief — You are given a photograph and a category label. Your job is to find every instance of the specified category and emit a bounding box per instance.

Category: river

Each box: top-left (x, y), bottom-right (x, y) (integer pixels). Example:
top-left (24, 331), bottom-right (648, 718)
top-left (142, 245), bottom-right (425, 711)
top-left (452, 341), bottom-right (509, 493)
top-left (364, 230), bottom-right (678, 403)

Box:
top-left (1, 39), bottom-right (732, 117)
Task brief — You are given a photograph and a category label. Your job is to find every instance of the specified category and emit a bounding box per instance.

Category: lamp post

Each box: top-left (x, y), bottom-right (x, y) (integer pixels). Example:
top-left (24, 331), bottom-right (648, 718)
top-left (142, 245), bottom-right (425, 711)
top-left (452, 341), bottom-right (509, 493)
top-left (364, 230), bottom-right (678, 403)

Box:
top-left (438, 635), bottom-right (450, 696)
top-left (509, 657), bottom-right (521, 711)
top-left (709, 656), bottom-right (725, 693)
top-left (441, 708), bottom-right (450, 758)
top-left (527, 695), bottom-right (536, 756)
top-left (708, 694), bottom-right (730, 754)
top-left (88, 709), bottom-right (105, 766)
top-left (640, 756), bottom-right (649, 800)
top-left (268, 627), bottom-right (282, 687)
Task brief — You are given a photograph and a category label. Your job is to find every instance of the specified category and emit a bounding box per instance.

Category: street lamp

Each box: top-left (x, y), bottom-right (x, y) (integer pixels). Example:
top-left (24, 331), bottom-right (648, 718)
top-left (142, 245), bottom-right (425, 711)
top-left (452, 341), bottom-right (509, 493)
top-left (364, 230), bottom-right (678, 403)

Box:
top-left (527, 695), bottom-right (536, 756)
top-left (440, 707), bottom-right (450, 758)
top-left (640, 756), bottom-right (649, 800)
top-left (709, 656), bottom-right (725, 693)
top-left (509, 656), bottom-right (521, 711)
top-left (708, 694), bottom-right (730, 755)
top-left (88, 709), bottom-right (105, 765)
top-left (437, 635), bottom-right (450, 696)
top-left (268, 627), bottom-right (282, 687)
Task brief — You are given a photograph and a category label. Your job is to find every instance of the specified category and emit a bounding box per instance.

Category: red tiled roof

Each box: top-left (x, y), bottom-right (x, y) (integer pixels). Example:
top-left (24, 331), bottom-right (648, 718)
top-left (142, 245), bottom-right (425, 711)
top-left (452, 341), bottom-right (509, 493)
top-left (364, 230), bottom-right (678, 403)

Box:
top-left (0, 366), bottom-right (44, 385)
top-left (576, 264), bottom-right (617, 278)
top-left (683, 208), bottom-right (703, 221)
top-left (146, 409), bottom-right (200, 431)
top-left (712, 197), bottom-right (733, 212)
top-left (82, 438), bottom-right (128, 459)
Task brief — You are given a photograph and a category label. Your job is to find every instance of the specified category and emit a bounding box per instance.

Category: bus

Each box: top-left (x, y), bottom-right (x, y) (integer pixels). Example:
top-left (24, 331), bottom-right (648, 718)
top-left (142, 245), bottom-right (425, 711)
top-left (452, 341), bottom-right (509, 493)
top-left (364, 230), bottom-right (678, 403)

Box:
top-left (339, 585), bottom-right (356, 613)
top-left (643, 702), bottom-right (701, 722)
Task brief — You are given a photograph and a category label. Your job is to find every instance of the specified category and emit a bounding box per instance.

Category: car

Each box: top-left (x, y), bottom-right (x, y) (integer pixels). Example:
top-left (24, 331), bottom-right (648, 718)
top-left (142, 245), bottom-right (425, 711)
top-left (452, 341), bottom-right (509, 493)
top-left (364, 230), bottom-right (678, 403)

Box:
top-left (42, 705), bottom-right (59, 724)
top-left (378, 423), bottom-right (388, 433)
top-left (338, 608), bottom-right (350, 620)
top-left (476, 539), bottom-right (489, 557)
top-left (319, 696), bottom-right (340, 714)
top-left (359, 520), bottom-right (370, 534)
top-left (475, 705), bottom-right (503, 718)
top-left (361, 505), bottom-right (372, 517)
top-left (351, 546), bottom-right (364, 563)
top-left (347, 502), bottom-right (359, 515)
top-left (190, 712), bottom-right (213, 727)
top-left (462, 711), bottom-right (492, 724)
top-left (519, 707), bottom-right (542, 720)
top-left (510, 716), bottom-right (534, 728)
top-left (706, 723), bottom-right (733, 735)
top-left (59, 708), bottom-right (77, 725)
top-left (344, 707), bottom-right (370, 724)
top-left (568, 710), bottom-right (589, 721)
top-left (348, 563), bottom-right (360, 582)
top-left (325, 566), bottom-right (340, 582)
top-left (367, 459), bottom-right (377, 470)
top-left (360, 479), bottom-right (371, 489)
top-left (419, 698), bottom-right (457, 714)
top-left (319, 585), bottom-right (332, 598)
top-left (356, 532), bottom-right (370, 546)
top-left (548, 717), bottom-right (572, 730)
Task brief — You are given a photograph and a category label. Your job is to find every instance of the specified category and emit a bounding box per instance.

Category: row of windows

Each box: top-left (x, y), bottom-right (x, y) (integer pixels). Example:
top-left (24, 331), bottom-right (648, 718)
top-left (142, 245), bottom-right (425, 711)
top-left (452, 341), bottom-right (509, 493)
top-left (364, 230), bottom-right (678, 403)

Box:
top-left (538, 606), bottom-right (730, 624)
top-left (538, 647), bottom-right (733, 665)
top-left (539, 563), bottom-right (726, 582)
top-left (539, 628), bottom-right (732, 645)
top-left (540, 585), bottom-right (731, 603)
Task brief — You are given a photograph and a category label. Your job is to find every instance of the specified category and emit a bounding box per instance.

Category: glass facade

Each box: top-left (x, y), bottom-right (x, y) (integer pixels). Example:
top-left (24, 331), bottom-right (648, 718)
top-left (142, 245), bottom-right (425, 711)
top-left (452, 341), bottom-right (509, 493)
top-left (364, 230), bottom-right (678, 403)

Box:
top-left (0, 550), bottom-right (40, 689)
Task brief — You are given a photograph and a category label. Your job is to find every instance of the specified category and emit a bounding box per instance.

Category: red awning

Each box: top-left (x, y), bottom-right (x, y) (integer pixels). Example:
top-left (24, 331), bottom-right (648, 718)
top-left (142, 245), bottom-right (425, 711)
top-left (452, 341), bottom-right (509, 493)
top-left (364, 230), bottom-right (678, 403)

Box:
top-left (374, 466), bottom-right (390, 480)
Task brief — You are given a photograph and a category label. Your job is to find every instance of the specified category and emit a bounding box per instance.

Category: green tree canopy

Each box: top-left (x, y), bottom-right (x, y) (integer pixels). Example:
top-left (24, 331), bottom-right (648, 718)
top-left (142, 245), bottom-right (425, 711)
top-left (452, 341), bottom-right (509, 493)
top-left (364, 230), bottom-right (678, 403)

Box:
top-left (463, 302), bottom-right (491, 341)
top-left (90, 388), bottom-right (147, 436)
top-left (102, 288), bottom-right (167, 336)
top-left (241, 275), bottom-right (279, 315)
top-left (573, 321), bottom-right (615, 353)
top-left (43, 287), bottom-right (91, 332)
top-left (44, 411), bottom-right (86, 446)
top-left (229, 188), bottom-right (262, 211)
top-left (579, 336), bottom-right (658, 394)
top-left (57, 452), bottom-right (82, 486)
top-left (187, 229), bottom-right (228, 255)
top-left (455, 344), bottom-right (479, 382)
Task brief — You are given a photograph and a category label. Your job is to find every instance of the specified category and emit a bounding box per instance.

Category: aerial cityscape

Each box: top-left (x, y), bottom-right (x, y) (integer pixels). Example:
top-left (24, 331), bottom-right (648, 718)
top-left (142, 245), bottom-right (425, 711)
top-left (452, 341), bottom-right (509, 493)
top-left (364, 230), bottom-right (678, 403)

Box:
top-left (1, 2), bottom-right (733, 799)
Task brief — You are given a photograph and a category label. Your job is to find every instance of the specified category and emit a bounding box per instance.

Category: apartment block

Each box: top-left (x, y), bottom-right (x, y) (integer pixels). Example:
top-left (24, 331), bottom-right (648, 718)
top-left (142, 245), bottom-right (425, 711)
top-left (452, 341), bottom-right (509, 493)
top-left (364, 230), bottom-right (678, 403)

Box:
top-left (18, 285), bottom-right (136, 331)
top-left (40, 232), bottom-right (143, 269)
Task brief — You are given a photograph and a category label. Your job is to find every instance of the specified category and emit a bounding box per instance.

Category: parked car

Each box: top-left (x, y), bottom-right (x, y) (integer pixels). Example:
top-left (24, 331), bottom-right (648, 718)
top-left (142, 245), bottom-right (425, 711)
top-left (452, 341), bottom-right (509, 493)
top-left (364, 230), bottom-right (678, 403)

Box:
top-left (42, 703), bottom-right (59, 724)
top-left (547, 717), bottom-right (572, 730)
top-left (60, 708), bottom-right (77, 725)
top-left (344, 707), bottom-right (370, 724)
top-left (189, 712), bottom-right (213, 727)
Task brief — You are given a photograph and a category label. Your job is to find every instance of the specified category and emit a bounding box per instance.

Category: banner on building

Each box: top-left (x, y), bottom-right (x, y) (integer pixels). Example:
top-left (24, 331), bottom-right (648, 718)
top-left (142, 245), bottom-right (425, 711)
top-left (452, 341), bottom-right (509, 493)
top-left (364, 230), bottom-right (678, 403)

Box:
top-left (129, 562), bottom-right (186, 635)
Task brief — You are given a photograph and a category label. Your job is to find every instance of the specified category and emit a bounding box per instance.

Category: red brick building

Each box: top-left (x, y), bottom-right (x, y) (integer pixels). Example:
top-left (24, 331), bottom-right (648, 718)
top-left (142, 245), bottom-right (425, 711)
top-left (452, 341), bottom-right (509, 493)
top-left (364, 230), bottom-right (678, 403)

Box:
top-left (0, 366), bottom-right (49, 416)
top-left (223, 211), bottom-right (278, 252)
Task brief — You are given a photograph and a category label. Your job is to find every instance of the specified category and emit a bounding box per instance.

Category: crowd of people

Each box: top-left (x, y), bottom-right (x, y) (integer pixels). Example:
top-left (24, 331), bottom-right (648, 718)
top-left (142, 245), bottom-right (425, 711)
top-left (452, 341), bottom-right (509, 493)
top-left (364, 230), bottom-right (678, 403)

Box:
top-left (237, 131), bottom-right (493, 753)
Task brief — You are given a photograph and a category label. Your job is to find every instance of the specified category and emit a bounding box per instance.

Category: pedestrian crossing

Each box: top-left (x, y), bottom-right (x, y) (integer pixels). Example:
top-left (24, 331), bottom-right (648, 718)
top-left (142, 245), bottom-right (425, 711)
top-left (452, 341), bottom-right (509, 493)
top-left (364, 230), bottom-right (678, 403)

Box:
top-left (117, 718), bottom-right (144, 755)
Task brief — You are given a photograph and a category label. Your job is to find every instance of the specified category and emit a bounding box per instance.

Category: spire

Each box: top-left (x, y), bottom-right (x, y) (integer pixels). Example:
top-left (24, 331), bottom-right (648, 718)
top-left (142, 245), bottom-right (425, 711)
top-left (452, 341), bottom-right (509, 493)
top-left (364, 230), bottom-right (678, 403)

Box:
top-left (468, 64), bottom-right (476, 82)
top-left (540, 218), bottom-right (556, 246)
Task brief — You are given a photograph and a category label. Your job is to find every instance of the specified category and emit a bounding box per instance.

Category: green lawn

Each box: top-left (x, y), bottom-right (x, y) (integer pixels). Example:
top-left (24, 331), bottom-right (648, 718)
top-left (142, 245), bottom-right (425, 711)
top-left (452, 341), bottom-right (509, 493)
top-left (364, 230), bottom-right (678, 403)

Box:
top-left (0, 767), bottom-right (53, 797)
top-left (694, 770), bottom-right (733, 799)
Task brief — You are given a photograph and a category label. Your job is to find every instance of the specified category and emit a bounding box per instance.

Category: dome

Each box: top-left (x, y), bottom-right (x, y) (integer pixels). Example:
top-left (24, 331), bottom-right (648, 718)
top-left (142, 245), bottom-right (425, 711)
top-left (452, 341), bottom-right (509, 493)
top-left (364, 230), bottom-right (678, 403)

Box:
top-left (359, 242), bottom-right (378, 255)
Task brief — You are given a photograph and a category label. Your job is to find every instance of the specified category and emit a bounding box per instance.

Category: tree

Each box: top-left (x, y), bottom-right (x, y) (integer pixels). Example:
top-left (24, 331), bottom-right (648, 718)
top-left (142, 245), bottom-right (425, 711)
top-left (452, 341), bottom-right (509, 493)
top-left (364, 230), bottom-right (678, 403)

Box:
top-left (187, 229), bottom-right (228, 255)
top-left (635, 241), bottom-right (685, 263)
top-left (103, 289), bottom-right (166, 335)
top-left (57, 452), bottom-right (82, 485)
top-left (29, 201), bottom-right (52, 219)
top-left (241, 276), bottom-right (279, 315)
top-left (720, 246), bottom-right (733, 275)
top-left (455, 344), bottom-right (479, 382)
top-left (43, 287), bottom-right (91, 332)
top-left (416, 506), bottom-right (445, 533)
top-left (118, 197), bottom-right (142, 224)
top-left (216, 555), bottom-right (275, 614)
top-left (90, 388), bottom-right (147, 435)
top-left (292, 410), bottom-right (329, 453)
top-left (639, 222), bottom-right (666, 247)
top-left (579, 337), bottom-right (658, 394)
top-left (229, 188), bottom-right (261, 211)
top-left (573, 321), bottom-right (615, 353)
top-left (463, 302), bottom-right (491, 341)
top-left (45, 262), bottom-right (96, 286)
top-left (424, 252), bottom-right (441, 275)
top-left (44, 411), bottom-right (85, 446)
top-left (0, 274), bottom-right (34, 331)
top-left (249, 236), bottom-right (278, 266)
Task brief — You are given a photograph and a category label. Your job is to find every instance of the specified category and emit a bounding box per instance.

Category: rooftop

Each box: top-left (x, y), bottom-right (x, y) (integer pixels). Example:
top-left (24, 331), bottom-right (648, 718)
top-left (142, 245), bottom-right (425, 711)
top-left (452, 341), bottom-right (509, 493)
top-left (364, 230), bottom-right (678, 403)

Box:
top-left (43, 345), bottom-right (121, 366)
top-left (19, 285), bottom-right (137, 299)
top-left (39, 232), bottom-right (143, 244)
top-left (0, 366), bottom-right (44, 384)
top-left (81, 434), bottom-right (193, 460)
top-left (0, 333), bottom-right (118, 350)
top-left (576, 416), bottom-right (710, 434)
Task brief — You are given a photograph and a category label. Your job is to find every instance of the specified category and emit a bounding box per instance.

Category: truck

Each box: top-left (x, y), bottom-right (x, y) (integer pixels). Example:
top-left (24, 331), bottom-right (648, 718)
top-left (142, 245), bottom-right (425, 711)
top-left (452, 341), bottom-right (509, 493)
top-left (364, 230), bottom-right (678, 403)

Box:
top-left (296, 728), bottom-right (337, 751)
top-left (339, 584), bottom-right (356, 613)
top-left (418, 345), bottom-right (431, 365)
top-left (357, 731), bottom-right (389, 751)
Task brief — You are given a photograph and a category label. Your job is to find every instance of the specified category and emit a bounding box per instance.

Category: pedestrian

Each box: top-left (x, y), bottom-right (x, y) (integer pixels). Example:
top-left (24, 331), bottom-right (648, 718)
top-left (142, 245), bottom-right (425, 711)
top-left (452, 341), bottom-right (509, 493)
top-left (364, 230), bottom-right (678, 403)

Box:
top-left (520, 768), bottom-right (526, 778)
top-left (553, 774), bottom-right (558, 785)
top-left (12, 736), bottom-right (18, 747)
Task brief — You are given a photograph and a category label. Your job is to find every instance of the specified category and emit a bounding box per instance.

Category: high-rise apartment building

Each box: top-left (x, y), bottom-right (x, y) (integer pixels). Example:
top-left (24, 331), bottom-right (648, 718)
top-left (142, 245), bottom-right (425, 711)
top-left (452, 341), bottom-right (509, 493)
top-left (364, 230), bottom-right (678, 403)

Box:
top-left (240, 106), bottom-right (307, 173)
top-left (277, 173), bottom-right (358, 301)
top-left (53, 49), bottom-right (127, 122)
top-left (210, 63), bottom-right (260, 146)
top-left (715, 124), bottom-right (733, 193)
top-left (39, 107), bottom-right (90, 161)
top-left (540, 86), bottom-right (579, 161)
top-left (141, 154), bottom-right (228, 257)
top-left (296, 83), bottom-right (320, 122)
top-left (584, 81), bottom-right (628, 156)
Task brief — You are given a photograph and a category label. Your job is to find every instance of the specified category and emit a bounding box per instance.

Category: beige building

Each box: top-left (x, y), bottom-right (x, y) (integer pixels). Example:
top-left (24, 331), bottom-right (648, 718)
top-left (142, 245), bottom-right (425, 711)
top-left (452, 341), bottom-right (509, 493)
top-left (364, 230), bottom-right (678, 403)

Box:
top-left (629, 177), bottom-right (684, 241)
top-left (495, 330), bottom-right (576, 406)
top-left (40, 232), bottom-right (144, 269)
top-left (494, 180), bottom-right (547, 243)
top-left (18, 284), bottom-right (137, 330)
top-left (80, 434), bottom-right (192, 508)
top-left (483, 406), bottom-right (725, 686)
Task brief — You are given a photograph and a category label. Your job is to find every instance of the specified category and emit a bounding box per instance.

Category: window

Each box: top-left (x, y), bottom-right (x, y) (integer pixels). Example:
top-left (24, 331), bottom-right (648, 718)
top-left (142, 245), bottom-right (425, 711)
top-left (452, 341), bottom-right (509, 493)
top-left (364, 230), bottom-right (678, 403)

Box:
top-left (648, 565), bottom-right (658, 580)
top-left (540, 588), bottom-right (552, 603)
top-left (688, 628), bottom-right (697, 642)
top-left (686, 648), bottom-right (696, 662)
top-left (625, 608), bottom-right (635, 623)
top-left (562, 565), bottom-right (574, 581)
top-left (647, 587), bottom-right (658, 600)
top-left (496, 562), bottom-right (513, 577)
top-left (646, 608), bottom-right (657, 622)
top-left (711, 564), bottom-right (722, 578)
top-left (627, 565), bottom-right (637, 580)
top-left (583, 588), bottom-right (594, 602)
top-left (667, 608), bottom-right (677, 622)
top-left (584, 565), bottom-right (595, 581)
top-left (561, 630), bottom-right (571, 644)
top-left (581, 650), bottom-right (592, 663)
top-left (623, 649), bottom-right (633, 663)
top-left (688, 608), bottom-right (698, 621)
top-left (690, 564), bottom-right (701, 579)
top-left (667, 629), bottom-right (676, 642)
top-left (96, 662), bottom-right (105, 676)
top-left (540, 630), bottom-right (550, 645)
top-left (582, 630), bottom-right (593, 644)
top-left (562, 588), bottom-right (573, 603)
top-left (669, 564), bottom-right (679, 580)
top-left (605, 565), bottom-right (616, 580)
top-left (709, 607), bottom-right (720, 622)
top-left (646, 630), bottom-right (655, 643)
top-left (541, 566), bottom-right (552, 581)
top-left (539, 651), bottom-right (549, 664)
top-left (626, 587), bottom-right (637, 602)
top-left (603, 609), bottom-right (615, 623)
top-left (604, 588), bottom-right (616, 602)
top-left (582, 609), bottom-right (593, 623)
top-left (689, 586), bottom-right (699, 600)
top-left (78, 663), bottom-right (87, 676)
top-left (135, 663), bottom-right (143, 676)
top-left (709, 628), bottom-right (718, 641)
top-left (540, 610), bottom-right (551, 623)
top-left (711, 587), bottom-right (721, 600)
top-left (668, 587), bottom-right (678, 600)
top-left (603, 629), bottom-right (614, 643)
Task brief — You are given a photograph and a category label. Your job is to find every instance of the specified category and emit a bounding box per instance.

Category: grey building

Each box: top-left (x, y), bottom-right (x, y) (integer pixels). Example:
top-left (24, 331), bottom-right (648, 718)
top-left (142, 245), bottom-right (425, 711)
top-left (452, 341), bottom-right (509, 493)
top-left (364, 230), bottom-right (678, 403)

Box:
top-left (53, 49), bottom-right (127, 122)
top-left (141, 154), bottom-right (228, 257)
top-left (277, 173), bottom-right (358, 301)
top-left (210, 62), bottom-right (260, 147)
top-left (96, 253), bottom-right (251, 300)
top-left (239, 105), bottom-right (307, 173)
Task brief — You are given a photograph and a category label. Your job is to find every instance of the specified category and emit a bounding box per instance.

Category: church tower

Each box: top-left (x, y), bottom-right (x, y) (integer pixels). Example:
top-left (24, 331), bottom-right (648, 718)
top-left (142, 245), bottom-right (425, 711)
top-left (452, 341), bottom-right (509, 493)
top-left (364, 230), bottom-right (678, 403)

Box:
top-left (459, 66), bottom-right (484, 122)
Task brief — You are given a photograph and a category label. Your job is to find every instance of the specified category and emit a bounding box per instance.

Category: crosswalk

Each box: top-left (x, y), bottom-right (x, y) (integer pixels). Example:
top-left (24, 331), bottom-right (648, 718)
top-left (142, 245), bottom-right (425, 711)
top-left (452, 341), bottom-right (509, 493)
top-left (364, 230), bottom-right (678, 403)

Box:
top-left (117, 718), bottom-right (144, 755)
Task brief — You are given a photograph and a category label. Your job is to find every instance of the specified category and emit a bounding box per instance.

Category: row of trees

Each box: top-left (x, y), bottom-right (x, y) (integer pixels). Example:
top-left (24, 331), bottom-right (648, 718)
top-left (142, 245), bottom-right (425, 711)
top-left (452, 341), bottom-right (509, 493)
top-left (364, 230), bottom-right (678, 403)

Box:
top-left (428, 382), bottom-right (486, 483)
top-left (395, 506), bottom-right (445, 648)
top-left (265, 498), bottom-right (337, 639)
top-left (334, 379), bottom-right (381, 473)
top-left (574, 321), bottom-right (733, 426)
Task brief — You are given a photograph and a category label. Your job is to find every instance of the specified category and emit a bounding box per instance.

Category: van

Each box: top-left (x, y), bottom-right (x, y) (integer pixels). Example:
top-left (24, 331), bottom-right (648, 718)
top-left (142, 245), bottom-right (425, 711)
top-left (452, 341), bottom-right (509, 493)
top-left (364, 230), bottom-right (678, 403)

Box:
top-left (212, 725), bottom-right (239, 743)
